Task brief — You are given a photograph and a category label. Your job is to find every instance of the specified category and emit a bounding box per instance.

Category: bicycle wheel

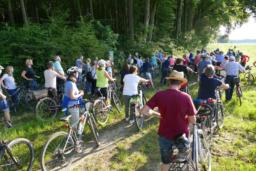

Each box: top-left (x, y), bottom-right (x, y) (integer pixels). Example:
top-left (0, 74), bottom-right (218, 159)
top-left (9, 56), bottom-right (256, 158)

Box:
top-left (1, 138), bottom-right (35, 171)
top-left (40, 131), bottom-right (75, 171)
top-left (134, 106), bottom-right (145, 131)
top-left (236, 86), bottom-right (242, 106)
top-left (245, 73), bottom-right (255, 85)
top-left (216, 103), bottom-right (224, 129)
top-left (198, 130), bottom-right (211, 171)
top-left (88, 116), bottom-right (100, 146)
top-left (93, 99), bottom-right (109, 126)
top-left (112, 93), bottom-right (122, 113)
top-left (197, 104), bottom-right (213, 142)
top-left (36, 97), bottom-right (58, 120)
top-left (192, 125), bottom-right (200, 171)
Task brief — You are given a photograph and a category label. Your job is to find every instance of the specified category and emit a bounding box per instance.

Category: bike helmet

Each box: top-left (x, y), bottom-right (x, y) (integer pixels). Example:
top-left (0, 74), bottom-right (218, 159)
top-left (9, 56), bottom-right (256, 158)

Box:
top-left (0, 65), bottom-right (4, 70)
top-left (67, 66), bottom-right (80, 75)
top-left (98, 59), bottom-right (106, 68)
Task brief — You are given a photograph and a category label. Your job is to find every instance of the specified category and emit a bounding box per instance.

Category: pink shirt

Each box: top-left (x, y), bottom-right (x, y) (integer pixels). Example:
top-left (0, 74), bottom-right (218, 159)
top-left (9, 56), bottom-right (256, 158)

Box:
top-left (169, 58), bottom-right (175, 66)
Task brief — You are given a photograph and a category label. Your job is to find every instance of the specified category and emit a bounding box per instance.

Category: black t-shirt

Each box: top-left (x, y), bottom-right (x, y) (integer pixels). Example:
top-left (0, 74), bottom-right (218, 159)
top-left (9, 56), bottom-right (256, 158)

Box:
top-left (25, 67), bottom-right (36, 79)
top-left (198, 74), bottom-right (222, 99)
top-left (173, 64), bottom-right (188, 76)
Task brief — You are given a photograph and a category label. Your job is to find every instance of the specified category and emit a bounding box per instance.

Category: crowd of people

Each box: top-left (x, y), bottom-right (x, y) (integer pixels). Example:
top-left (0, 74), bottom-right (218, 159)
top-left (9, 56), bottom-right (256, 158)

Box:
top-left (0, 47), bottom-right (253, 171)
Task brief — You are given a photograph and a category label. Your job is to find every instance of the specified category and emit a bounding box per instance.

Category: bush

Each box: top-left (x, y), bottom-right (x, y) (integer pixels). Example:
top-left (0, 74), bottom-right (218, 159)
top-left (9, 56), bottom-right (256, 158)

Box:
top-left (0, 16), bottom-right (118, 83)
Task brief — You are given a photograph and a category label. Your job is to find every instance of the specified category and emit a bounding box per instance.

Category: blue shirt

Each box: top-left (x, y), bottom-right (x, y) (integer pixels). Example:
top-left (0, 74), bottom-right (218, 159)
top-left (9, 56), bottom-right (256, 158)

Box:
top-left (198, 60), bottom-right (211, 75)
top-left (53, 61), bottom-right (64, 75)
top-left (62, 81), bottom-right (80, 109)
top-left (198, 74), bottom-right (222, 99)
top-left (76, 59), bottom-right (83, 69)
top-left (224, 61), bottom-right (245, 76)
top-left (142, 62), bottom-right (152, 73)
top-left (162, 59), bottom-right (170, 70)
top-left (151, 55), bottom-right (157, 66)
top-left (215, 54), bottom-right (224, 63)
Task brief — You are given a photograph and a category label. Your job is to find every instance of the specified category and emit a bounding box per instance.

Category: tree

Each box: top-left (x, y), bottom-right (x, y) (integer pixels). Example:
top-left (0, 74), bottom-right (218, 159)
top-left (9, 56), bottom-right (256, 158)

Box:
top-left (8, 0), bottom-right (14, 25)
top-left (20, 0), bottom-right (28, 25)
top-left (144, 0), bottom-right (150, 42)
top-left (128, 0), bottom-right (134, 40)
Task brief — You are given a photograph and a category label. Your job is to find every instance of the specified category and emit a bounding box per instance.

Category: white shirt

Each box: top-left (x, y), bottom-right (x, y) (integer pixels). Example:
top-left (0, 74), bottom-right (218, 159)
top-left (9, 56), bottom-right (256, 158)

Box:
top-left (44, 69), bottom-right (58, 89)
top-left (224, 61), bottom-right (245, 76)
top-left (123, 74), bottom-right (141, 96)
top-left (1, 74), bottom-right (16, 90)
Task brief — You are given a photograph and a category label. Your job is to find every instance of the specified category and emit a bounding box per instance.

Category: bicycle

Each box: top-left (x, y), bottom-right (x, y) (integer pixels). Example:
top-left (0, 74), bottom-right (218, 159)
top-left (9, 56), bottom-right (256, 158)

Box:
top-left (108, 81), bottom-right (122, 113)
top-left (168, 135), bottom-right (197, 171)
top-left (92, 82), bottom-right (121, 126)
top-left (191, 124), bottom-right (211, 171)
top-left (168, 124), bottom-right (211, 171)
top-left (244, 65), bottom-right (254, 85)
top-left (0, 138), bottom-right (34, 171)
top-left (129, 85), bottom-right (147, 131)
top-left (214, 89), bottom-right (224, 129)
top-left (35, 88), bottom-right (64, 120)
top-left (40, 102), bottom-right (99, 171)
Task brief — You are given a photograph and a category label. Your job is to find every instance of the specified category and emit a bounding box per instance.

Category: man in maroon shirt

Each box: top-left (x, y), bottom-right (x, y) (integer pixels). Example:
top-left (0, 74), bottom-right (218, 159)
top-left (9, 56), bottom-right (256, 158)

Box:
top-left (140, 70), bottom-right (197, 171)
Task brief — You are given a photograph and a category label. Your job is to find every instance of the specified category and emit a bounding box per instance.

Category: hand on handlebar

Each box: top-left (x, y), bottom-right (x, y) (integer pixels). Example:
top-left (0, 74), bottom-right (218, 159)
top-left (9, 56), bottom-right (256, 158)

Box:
top-left (79, 90), bottom-right (84, 96)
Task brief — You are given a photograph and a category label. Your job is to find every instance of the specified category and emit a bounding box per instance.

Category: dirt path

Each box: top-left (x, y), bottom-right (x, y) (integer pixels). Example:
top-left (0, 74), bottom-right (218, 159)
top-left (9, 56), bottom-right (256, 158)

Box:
top-left (57, 120), bottom-right (159, 171)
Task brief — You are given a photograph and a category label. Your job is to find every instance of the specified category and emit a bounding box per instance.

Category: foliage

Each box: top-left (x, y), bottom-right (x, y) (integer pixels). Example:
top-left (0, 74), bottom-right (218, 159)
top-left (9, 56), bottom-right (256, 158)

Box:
top-left (0, 16), bottom-right (118, 81)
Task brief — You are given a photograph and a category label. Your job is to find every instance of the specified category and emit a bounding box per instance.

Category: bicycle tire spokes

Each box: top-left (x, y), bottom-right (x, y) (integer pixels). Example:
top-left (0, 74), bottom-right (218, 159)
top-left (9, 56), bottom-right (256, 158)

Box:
top-left (41, 132), bottom-right (75, 170)
top-left (0, 138), bottom-right (34, 171)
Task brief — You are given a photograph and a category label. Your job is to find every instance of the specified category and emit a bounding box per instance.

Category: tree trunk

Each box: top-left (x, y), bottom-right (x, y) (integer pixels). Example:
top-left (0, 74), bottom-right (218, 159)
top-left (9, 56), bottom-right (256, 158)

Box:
top-left (76, 0), bottom-right (83, 21)
top-left (187, 0), bottom-right (194, 31)
top-left (115, 0), bottom-right (119, 32)
top-left (128, 0), bottom-right (134, 41)
top-left (89, 0), bottom-right (94, 18)
top-left (20, 0), bottom-right (28, 25)
top-left (176, 0), bottom-right (184, 39)
top-left (144, 0), bottom-right (151, 42)
top-left (8, 0), bottom-right (15, 25)
top-left (148, 0), bottom-right (157, 42)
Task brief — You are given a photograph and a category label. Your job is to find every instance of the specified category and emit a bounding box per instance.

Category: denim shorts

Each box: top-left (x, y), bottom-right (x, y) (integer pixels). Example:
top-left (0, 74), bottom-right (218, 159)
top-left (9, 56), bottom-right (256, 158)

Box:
top-left (158, 136), bottom-right (175, 164)
top-left (0, 99), bottom-right (9, 112)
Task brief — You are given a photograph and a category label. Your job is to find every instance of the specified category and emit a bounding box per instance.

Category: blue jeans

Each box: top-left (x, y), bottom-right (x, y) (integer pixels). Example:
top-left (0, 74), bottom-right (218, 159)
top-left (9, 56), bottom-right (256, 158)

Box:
top-left (0, 99), bottom-right (9, 112)
top-left (225, 75), bottom-right (237, 101)
top-left (85, 81), bottom-right (92, 94)
top-left (159, 136), bottom-right (175, 164)
top-left (27, 80), bottom-right (38, 90)
top-left (7, 89), bottom-right (19, 106)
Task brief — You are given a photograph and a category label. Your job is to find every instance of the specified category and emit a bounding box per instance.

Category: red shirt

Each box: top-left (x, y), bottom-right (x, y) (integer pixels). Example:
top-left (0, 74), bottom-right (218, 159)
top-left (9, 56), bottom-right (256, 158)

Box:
top-left (147, 89), bottom-right (197, 140)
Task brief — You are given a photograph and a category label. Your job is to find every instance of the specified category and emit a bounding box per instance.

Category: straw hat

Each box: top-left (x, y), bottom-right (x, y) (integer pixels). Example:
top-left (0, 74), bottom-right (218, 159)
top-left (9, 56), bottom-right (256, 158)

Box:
top-left (165, 70), bottom-right (187, 84)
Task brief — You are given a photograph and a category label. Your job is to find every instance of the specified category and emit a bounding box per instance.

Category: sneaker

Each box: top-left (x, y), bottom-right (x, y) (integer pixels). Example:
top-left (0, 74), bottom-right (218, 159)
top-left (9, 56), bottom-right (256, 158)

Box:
top-left (125, 117), bottom-right (129, 122)
top-left (129, 120), bottom-right (135, 124)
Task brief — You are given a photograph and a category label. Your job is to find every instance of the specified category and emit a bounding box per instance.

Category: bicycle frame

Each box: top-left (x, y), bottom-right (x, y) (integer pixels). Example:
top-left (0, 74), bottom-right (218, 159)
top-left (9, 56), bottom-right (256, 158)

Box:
top-left (0, 141), bottom-right (20, 168)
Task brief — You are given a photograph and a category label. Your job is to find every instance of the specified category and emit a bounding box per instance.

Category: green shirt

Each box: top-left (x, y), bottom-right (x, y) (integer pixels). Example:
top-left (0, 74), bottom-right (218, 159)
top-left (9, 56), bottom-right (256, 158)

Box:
top-left (96, 69), bottom-right (108, 88)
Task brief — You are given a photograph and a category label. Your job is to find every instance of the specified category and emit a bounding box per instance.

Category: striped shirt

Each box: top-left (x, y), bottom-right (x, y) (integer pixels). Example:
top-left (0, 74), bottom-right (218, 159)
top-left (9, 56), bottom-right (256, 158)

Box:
top-left (224, 61), bottom-right (245, 76)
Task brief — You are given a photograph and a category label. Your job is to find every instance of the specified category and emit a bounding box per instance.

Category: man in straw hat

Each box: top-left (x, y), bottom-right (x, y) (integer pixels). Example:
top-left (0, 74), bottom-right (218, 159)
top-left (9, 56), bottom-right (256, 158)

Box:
top-left (140, 70), bottom-right (196, 171)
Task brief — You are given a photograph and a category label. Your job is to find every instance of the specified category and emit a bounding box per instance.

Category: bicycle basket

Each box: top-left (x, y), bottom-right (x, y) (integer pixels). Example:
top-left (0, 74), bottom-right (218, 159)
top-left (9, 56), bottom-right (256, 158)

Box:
top-left (32, 89), bottom-right (48, 100)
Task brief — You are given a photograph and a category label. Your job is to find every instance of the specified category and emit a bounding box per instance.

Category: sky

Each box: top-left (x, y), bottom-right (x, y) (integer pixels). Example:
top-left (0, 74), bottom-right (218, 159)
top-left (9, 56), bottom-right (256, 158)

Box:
top-left (219, 16), bottom-right (256, 40)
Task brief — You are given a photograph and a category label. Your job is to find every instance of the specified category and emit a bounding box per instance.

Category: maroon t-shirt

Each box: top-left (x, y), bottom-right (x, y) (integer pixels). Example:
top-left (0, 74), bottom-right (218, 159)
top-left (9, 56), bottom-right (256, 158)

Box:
top-left (147, 89), bottom-right (197, 140)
